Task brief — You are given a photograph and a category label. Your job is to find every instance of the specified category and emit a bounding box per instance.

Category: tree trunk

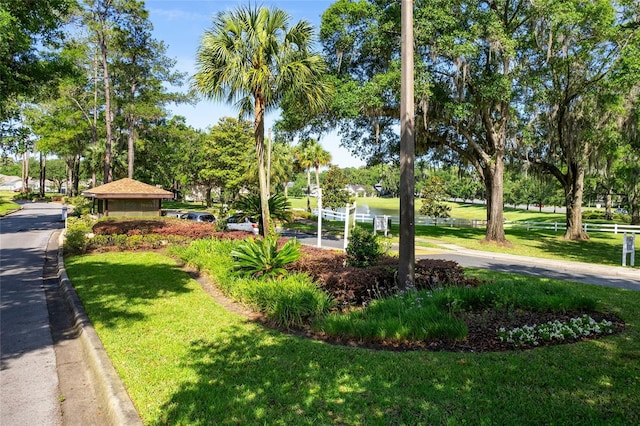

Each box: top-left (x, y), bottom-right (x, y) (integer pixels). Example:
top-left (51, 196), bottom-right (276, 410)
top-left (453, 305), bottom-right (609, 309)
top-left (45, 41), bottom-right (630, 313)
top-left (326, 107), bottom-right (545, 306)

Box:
top-left (563, 164), bottom-right (589, 240)
top-left (100, 34), bottom-right (113, 183)
top-left (127, 110), bottom-right (135, 179)
top-left (39, 152), bottom-right (45, 198)
top-left (483, 159), bottom-right (507, 243)
top-left (314, 166), bottom-right (321, 191)
top-left (254, 96), bottom-right (271, 236)
top-left (605, 190), bottom-right (612, 220)
top-left (21, 151), bottom-right (29, 193)
top-left (630, 186), bottom-right (639, 225)
top-left (72, 155), bottom-right (80, 196)
top-left (306, 169), bottom-right (312, 212)
top-left (205, 186), bottom-right (212, 208)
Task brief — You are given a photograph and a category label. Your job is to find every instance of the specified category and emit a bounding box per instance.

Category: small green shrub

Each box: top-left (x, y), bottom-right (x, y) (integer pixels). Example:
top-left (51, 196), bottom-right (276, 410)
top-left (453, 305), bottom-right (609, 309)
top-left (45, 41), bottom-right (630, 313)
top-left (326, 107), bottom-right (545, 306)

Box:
top-left (64, 196), bottom-right (93, 217)
top-left (346, 225), bottom-right (384, 267)
top-left (582, 210), bottom-right (606, 220)
top-left (172, 238), bottom-right (332, 328)
top-left (239, 274), bottom-right (334, 328)
top-left (231, 235), bottom-right (300, 279)
top-left (64, 216), bottom-right (95, 254)
top-left (319, 290), bottom-right (468, 342)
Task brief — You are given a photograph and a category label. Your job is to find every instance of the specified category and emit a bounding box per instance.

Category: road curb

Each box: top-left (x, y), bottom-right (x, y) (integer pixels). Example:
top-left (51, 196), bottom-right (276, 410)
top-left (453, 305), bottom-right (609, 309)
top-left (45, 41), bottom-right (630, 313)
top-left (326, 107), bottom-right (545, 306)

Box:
top-left (57, 233), bottom-right (142, 426)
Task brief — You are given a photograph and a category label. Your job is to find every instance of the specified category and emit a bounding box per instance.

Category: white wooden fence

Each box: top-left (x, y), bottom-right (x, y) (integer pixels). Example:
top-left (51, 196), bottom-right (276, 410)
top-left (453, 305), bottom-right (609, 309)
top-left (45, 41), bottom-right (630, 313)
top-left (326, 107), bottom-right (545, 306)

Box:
top-left (309, 208), bottom-right (640, 235)
top-left (506, 221), bottom-right (640, 234)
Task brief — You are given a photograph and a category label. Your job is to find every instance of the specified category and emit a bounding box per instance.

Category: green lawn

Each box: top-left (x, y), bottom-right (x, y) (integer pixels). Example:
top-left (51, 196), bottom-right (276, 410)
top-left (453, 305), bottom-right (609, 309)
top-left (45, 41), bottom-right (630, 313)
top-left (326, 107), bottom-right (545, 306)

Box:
top-left (289, 196), bottom-right (567, 222)
top-left (0, 190), bottom-right (20, 215)
top-left (65, 251), bottom-right (640, 425)
top-left (286, 197), bottom-right (635, 268)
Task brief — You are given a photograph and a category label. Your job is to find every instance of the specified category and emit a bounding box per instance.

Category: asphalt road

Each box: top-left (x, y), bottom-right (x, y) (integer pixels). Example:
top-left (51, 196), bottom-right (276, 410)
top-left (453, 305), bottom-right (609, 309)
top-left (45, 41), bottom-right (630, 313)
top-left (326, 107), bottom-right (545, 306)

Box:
top-left (284, 230), bottom-right (640, 291)
top-left (1, 202), bottom-right (105, 426)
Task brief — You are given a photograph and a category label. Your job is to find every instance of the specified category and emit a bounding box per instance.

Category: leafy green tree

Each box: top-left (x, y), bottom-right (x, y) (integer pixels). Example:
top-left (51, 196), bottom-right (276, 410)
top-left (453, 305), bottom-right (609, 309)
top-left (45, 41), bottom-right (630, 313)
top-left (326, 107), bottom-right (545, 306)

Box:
top-left (419, 176), bottom-right (451, 218)
top-left (267, 136), bottom-right (296, 196)
top-left (137, 116), bottom-right (203, 191)
top-left (322, 166), bottom-right (352, 210)
top-left (110, 0), bottom-right (187, 179)
top-left (0, 0), bottom-right (75, 121)
top-left (519, 0), bottom-right (637, 239)
top-left (202, 117), bottom-right (254, 204)
top-left (46, 158), bottom-right (67, 193)
top-left (193, 5), bottom-right (329, 235)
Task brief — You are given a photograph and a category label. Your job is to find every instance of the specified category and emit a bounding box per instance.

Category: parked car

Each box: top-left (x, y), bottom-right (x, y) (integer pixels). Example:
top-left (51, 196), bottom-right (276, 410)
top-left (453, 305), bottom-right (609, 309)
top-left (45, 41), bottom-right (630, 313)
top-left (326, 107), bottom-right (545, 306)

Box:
top-left (181, 212), bottom-right (216, 223)
top-left (226, 214), bottom-right (259, 234)
top-left (614, 208), bottom-right (629, 215)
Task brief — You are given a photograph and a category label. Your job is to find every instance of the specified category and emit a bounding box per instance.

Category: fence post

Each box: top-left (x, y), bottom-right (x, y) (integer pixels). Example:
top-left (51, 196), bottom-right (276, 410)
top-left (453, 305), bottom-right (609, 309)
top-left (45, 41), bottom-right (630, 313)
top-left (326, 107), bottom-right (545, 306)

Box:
top-left (317, 189), bottom-right (322, 248)
top-left (343, 203), bottom-right (350, 251)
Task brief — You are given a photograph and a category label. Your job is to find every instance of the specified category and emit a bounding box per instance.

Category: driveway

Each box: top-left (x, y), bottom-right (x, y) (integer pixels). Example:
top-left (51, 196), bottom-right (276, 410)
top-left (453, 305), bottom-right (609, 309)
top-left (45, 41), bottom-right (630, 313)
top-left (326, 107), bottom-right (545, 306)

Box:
top-left (1, 202), bottom-right (106, 425)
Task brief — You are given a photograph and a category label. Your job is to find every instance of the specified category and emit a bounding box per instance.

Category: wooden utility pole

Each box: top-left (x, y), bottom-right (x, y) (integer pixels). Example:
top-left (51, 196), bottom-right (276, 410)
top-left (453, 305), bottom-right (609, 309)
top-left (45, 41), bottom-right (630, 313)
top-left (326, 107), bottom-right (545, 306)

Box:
top-left (398, 0), bottom-right (415, 289)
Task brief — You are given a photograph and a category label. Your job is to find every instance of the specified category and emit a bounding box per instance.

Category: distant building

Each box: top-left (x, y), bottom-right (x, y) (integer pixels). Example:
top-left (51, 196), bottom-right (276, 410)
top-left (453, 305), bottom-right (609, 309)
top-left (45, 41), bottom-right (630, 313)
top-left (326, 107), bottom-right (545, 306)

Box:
top-left (82, 178), bottom-right (174, 217)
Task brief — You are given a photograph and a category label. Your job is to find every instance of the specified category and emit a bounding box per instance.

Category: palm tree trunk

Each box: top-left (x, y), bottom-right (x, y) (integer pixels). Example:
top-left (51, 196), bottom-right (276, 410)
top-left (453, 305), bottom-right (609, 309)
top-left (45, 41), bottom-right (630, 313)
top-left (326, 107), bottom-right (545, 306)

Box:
top-left (255, 96), bottom-right (271, 235)
top-left (306, 169), bottom-right (312, 212)
top-left (314, 166), bottom-right (321, 192)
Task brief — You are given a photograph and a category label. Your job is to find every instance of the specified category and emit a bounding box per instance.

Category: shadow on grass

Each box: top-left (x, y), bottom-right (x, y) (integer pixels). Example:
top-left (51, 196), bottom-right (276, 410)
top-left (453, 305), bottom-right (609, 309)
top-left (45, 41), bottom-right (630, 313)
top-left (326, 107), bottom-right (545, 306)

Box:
top-left (409, 224), bottom-right (625, 266)
top-left (65, 254), bottom-right (194, 328)
top-left (507, 229), bottom-right (623, 265)
top-left (150, 318), bottom-right (640, 425)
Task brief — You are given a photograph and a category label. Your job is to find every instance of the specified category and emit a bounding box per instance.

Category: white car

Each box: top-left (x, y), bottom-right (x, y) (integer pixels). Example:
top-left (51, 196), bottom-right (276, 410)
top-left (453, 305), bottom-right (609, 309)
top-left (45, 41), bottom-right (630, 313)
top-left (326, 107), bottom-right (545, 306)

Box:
top-left (226, 215), bottom-right (259, 234)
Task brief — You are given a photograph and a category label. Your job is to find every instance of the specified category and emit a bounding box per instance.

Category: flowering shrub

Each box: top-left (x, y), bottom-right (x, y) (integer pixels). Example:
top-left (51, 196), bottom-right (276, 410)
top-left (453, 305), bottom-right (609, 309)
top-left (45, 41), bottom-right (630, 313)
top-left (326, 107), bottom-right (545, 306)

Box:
top-left (498, 314), bottom-right (614, 347)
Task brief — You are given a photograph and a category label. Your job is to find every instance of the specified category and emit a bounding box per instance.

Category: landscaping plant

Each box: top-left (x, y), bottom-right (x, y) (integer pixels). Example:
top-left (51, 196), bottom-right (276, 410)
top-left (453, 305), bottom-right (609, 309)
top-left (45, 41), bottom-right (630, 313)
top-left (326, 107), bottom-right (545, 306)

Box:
top-left (345, 225), bottom-right (385, 267)
top-left (230, 235), bottom-right (301, 279)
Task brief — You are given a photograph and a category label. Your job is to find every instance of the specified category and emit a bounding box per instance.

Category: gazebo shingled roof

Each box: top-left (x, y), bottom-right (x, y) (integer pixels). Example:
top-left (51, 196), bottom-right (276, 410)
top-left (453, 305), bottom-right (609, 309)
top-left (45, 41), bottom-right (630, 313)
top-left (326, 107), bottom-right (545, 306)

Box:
top-left (82, 178), bottom-right (173, 199)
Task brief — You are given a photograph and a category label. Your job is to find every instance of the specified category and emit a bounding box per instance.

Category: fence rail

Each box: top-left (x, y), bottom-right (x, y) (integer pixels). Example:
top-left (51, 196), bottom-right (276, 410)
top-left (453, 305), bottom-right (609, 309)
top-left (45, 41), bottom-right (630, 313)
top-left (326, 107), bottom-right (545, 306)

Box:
top-left (506, 221), bottom-right (640, 234)
top-left (309, 208), bottom-right (639, 235)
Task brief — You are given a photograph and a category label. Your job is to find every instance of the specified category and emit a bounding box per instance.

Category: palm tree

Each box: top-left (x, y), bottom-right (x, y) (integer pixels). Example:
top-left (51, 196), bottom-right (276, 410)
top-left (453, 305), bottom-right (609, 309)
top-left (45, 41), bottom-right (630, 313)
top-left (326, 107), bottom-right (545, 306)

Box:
top-left (294, 139), bottom-right (315, 212)
top-left (193, 5), bottom-right (328, 235)
top-left (309, 141), bottom-right (332, 193)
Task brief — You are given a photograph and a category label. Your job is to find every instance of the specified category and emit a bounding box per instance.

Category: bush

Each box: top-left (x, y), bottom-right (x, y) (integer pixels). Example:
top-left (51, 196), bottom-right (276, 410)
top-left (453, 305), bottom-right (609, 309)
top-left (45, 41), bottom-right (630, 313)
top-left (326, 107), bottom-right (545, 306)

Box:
top-left (287, 246), bottom-right (484, 309)
top-left (65, 196), bottom-right (93, 217)
top-left (346, 225), bottom-right (384, 267)
top-left (64, 215), bottom-right (95, 255)
top-left (238, 274), bottom-right (334, 328)
top-left (171, 238), bottom-right (332, 329)
top-left (582, 210), bottom-right (606, 220)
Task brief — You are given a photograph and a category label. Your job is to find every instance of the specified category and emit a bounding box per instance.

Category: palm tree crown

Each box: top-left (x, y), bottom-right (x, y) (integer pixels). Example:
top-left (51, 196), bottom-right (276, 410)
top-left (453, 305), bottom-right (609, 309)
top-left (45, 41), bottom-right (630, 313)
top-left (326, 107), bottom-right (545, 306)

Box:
top-left (193, 5), bottom-right (328, 234)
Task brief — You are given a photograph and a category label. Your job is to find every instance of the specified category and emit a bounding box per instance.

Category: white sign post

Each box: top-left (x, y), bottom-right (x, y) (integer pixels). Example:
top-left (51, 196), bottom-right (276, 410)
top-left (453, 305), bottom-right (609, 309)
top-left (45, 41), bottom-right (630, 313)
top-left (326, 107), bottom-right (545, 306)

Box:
top-left (373, 215), bottom-right (390, 237)
top-left (622, 232), bottom-right (635, 267)
top-left (316, 189), bottom-right (322, 248)
top-left (343, 202), bottom-right (357, 251)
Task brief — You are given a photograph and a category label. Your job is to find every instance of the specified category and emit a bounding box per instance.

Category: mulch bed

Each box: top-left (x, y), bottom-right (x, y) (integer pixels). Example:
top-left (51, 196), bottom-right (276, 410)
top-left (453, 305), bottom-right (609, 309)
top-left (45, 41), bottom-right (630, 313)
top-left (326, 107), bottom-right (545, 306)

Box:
top-left (185, 244), bottom-right (625, 353)
top-left (83, 219), bottom-right (625, 352)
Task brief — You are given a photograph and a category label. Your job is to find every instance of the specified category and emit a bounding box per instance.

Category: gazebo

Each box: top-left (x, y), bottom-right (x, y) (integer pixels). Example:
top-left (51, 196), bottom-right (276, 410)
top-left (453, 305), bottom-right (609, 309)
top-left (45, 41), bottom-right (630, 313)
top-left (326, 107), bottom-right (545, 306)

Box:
top-left (82, 178), bottom-right (174, 217)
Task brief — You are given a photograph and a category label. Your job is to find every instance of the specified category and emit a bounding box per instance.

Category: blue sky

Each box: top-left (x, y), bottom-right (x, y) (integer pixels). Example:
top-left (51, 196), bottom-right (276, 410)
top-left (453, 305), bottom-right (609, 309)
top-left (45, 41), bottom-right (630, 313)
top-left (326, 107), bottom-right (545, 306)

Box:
top-left (145, 0), bottom-right (365, 168)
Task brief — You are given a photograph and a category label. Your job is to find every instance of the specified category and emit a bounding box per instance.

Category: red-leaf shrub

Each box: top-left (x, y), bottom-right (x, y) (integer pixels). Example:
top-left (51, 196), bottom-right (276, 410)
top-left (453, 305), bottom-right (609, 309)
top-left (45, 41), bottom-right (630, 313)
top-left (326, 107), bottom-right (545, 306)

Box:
top-left (287, 245), bottom-right (484, 310)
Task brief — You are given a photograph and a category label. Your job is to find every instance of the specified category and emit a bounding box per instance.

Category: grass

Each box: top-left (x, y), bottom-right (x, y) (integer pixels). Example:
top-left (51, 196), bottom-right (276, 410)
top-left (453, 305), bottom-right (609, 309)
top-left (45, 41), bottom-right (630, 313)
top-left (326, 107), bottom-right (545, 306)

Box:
top-left (0, 190), bottom-right (21, 215)
top-left (289, 196), bottom-right (567, 222)
top-left (65, 250), bottom-right (640, 425)
top-left (286, 196), bottom-right (634, 267)
top-left (319, 275), bottom-right (599, 343)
